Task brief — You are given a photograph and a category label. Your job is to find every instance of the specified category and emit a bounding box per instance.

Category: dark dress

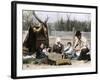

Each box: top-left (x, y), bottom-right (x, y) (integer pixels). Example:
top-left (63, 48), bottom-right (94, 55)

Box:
top-left (78, 48), bottom-right (91, 60)
top-left (36, 47), bottom-right (48, 64)
top-left (53, 43), bottom-right (64, 54)
top-left (36, 48), bottom-right (45, 59)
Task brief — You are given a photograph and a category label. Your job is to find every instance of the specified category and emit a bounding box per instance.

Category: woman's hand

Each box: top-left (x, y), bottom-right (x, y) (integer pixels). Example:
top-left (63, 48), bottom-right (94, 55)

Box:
top-left (74, 48), bottom-right (81, 51)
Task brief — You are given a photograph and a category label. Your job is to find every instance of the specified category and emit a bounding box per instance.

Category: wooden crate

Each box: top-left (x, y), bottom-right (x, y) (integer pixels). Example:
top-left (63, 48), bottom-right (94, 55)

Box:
top-left (56, 59), bottom-right (71, 65)
top-left (48, 53), bottom-right (71, 65)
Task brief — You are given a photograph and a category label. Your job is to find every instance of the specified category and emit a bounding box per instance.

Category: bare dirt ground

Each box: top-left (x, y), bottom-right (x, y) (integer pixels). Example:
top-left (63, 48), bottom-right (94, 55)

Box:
top-left (22, 60), bottom-right (91, 70)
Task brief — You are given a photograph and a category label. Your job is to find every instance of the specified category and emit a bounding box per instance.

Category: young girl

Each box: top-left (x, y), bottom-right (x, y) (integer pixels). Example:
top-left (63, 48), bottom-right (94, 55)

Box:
top-left (64, 42), bottom-right (76, 59)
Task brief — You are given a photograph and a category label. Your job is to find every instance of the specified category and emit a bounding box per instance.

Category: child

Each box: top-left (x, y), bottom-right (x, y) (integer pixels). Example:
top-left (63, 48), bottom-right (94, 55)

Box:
top-left (53, 37), bottom-right (64, 54)
top-left (43, 46), bottom-right (51, 56)
top-left (64, 42), bottom-right (76, 59)
top-left (42, 46), bottom-right (48, 55)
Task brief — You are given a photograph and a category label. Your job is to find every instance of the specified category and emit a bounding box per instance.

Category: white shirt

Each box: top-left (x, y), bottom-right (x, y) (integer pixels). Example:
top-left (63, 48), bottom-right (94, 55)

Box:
top-left (74, 36), bottom-right (89, 49)
top-left (64, 46), bottom-right (73, 54)
top-left (73, 36), bottom-right (89, 56)
top-left (42, 48), bottom-right (49, 55)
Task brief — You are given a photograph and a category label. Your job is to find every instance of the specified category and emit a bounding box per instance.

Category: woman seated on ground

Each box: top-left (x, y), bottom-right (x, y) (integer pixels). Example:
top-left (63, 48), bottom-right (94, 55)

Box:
top-left (36, 43), bottom-right (48, 64)
top-left (64, 42), bottom-right (76, 59)
top-left (73, 31), bottom-right (91, 62)
top-left (53, 37), bottom-right (64, 54)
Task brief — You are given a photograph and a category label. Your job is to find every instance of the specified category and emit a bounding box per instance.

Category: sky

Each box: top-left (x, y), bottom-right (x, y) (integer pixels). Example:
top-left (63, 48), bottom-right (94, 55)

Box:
top-left (23, 10), bottom-right (91, 23)
top-left (34, 11), bottom-right (91, 23)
